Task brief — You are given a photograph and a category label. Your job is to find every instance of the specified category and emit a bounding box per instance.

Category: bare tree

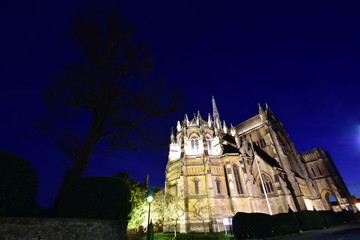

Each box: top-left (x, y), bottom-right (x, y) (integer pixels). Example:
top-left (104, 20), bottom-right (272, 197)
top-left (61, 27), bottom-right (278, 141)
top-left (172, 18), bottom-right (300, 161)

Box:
top-left (151, 189), bottom-right (166, 228)
top-left (43, 4), bottom-right (180, 214)
top-left (191, 197), bottom-right (209, 235)
top-left (163, 193), bottom-right (185, 237)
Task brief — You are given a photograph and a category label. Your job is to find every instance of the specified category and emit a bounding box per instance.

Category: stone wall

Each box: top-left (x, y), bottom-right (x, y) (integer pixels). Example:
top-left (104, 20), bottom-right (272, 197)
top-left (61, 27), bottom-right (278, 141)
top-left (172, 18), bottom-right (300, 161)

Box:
top-left (0, 217), bottom-right (126, 240)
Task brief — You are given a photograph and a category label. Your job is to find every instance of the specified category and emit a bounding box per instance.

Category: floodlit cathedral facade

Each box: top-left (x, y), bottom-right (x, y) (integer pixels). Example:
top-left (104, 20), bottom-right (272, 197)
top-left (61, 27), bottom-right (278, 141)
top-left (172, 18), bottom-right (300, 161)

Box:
top-left (164, 97), bottom-right (356, 233)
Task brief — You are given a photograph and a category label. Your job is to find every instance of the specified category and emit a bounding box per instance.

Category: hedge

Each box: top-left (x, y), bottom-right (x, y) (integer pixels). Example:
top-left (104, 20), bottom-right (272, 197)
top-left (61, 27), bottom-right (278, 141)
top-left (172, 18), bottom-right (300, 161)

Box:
top-left (272, 213), bottom-right (300, 236)
top-left (56, 176), bottom-right (131, 220)
top-left (233, 212), bottom-right (273, 239)
top-left (294, 210), bottom-right (325, 231)
top-left (0, 151), bottom-right (38, 217)
top-left (232, 209), bottom-right (360, 239)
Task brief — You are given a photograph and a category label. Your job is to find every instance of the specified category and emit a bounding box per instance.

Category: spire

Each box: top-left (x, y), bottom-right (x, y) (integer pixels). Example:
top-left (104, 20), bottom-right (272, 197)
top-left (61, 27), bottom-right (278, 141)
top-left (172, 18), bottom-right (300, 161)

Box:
top-left (223, 120), bottom-right (228, 134)
top-left (230, 123), bottom-right (236, 136)
top-left (258, 103), bottom-right (264, 113)
top-left (265, 103), bottom-right (273, 116)
top-left (258, 103), bottom-right (266, 121)
top-left (176, 121), bottom-right (181, 132)
top-left (170, 127), bottom-right (175, 143)
top-left (184, 114), bottom-right (189, 126)
top-left (196, 111), bottom-right (202, 125)
top-left (207, 113), bottom-right (212, 127)
top-left (212, 96), bottom-right (220, 122)
top-left (265, 103), bottom-right (269, 109)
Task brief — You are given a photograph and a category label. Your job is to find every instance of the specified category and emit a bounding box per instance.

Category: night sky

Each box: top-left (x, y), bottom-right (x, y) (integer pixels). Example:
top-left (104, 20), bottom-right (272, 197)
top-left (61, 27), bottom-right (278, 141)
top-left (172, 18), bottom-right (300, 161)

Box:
top-left (1, 0), bottom-right (360, 208)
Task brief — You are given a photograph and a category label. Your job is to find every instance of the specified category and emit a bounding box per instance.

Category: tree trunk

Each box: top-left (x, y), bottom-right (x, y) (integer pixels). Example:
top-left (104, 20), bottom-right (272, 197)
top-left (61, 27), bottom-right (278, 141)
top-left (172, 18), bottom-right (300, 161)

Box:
top-left (174, 219), bottom-right (177, 238)
top-left (202, 220), bottom-right (207, 235)
top-left (48, 116), bottom-right (103, 216)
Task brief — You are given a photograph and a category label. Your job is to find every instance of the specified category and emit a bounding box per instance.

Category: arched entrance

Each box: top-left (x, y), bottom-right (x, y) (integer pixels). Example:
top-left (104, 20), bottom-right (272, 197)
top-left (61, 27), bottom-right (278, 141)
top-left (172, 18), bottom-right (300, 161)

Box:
top-left (321, 189), bottom-right (340, 211)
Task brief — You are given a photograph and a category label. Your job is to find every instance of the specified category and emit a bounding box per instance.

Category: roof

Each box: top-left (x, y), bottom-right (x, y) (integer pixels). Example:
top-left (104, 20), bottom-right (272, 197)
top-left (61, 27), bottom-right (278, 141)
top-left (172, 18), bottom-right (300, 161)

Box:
top-left (222, 134), bottom-right (239, 154)
top-left (253, 144), bottom-right (282, 169)
top-left (235, 114), bottom-right (263, 134)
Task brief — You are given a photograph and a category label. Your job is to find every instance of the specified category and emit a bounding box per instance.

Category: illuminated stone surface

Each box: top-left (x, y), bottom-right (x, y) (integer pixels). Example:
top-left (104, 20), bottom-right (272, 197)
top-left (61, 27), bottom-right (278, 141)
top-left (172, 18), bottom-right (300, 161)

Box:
top-left (164, 99), bottom-right (355, 233)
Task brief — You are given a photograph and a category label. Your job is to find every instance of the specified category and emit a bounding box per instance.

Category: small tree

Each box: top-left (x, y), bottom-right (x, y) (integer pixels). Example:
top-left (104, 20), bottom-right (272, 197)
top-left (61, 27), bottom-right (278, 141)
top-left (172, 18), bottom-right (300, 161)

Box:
top-left (151, 189), bottom-right (166, 227)
top-left (164, 193), bottom-right (185, 237)
top-left (191, 197), bottom-right (209, 234)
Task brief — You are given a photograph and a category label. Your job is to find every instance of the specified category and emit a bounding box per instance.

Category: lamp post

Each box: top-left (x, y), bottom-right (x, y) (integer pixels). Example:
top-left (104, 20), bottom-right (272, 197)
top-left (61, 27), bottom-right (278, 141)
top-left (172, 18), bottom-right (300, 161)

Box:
top-left (146, 192), bottom-right (154, 240)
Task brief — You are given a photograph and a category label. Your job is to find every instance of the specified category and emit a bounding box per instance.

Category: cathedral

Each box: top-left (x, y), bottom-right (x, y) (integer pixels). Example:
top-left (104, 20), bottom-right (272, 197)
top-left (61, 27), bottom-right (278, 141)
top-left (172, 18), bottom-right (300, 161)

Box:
top-left (163, 97), bottom-right (356, 233)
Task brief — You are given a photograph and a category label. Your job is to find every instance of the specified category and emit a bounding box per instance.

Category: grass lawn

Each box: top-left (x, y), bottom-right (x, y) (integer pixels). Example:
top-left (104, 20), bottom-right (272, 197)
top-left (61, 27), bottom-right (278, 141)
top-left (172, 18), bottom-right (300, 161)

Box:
top-left (139, 232), bottom-right (234, 240)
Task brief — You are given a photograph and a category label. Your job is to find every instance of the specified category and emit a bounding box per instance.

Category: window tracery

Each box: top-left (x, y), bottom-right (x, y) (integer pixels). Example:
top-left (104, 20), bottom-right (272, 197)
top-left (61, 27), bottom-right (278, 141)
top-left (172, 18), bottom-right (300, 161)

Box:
top-left (259, 173), bottom-right (274, 194)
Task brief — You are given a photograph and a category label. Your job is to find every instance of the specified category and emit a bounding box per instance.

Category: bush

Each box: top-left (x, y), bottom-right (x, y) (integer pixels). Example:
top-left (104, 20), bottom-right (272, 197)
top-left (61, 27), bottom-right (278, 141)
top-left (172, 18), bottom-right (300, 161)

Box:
top-left (356, 211), bottom-right (360, 221)
top-left (272, 213), bottom-right (300, 236)
top-left (56, 176), bottom-right (131, 220)
top-left (233, 212), bottom-right (273, 239)
top-left (337, 210), bottom-right (359, 224)
top-left (0, 150), bottom-right (38, 216)
top-left (318, 211), bottom-right (342, 227)
top-left (295, 211), bottom-right (325, 231)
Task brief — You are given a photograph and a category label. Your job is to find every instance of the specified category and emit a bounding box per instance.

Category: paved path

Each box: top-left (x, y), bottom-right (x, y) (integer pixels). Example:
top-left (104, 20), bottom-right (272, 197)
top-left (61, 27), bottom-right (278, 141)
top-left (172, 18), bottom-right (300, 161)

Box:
top-left (271, 224), bottom-right (360, 240)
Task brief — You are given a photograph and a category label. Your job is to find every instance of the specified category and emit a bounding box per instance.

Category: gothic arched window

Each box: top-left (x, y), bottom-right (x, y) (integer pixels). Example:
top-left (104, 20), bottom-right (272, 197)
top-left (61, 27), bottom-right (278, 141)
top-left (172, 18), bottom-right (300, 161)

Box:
top-left (259, 173), bottom-right (274, 194)
top-left (206, 136), bottom-right (212, 153)
top-left (191, 138), bottom-right (199, 151)
top-left (233, 164), bottom-right (243, 194)
top-left (193, 178), bottom-right (200, 195)
top-left (215, 178), bottom-right (221, 194)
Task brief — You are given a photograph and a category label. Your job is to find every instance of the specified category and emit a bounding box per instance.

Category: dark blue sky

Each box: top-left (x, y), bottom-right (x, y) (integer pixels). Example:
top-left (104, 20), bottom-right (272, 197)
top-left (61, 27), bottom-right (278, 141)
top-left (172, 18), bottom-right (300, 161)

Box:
top-left (1, 0), bottom-right (360, 207)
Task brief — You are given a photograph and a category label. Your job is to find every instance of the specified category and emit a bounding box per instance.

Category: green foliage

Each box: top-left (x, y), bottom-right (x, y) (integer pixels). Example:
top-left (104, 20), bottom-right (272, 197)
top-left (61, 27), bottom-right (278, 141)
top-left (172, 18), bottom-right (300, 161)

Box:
top-left (56, 177), bottom-right (130, 220)
top-left (295, 210), bottom-right (325, 231)
top-left (151, 189), bottom-right (166, 226)
top-left (113, 172), bottom-right (166, 230)
top-left (272, 213), bottom-right (300, 236)
top-left (0, 150), bottom-right (38, 216)
top-left (113, 172), bottom-right (148, 229)
top-left (233, 212), bottom-right (273, 239)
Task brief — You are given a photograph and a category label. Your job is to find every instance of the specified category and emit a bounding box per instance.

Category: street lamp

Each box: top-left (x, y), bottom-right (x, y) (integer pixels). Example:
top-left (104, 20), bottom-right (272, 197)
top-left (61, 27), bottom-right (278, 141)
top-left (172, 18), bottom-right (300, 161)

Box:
top-left (146, 192), bottom-right (154, 240)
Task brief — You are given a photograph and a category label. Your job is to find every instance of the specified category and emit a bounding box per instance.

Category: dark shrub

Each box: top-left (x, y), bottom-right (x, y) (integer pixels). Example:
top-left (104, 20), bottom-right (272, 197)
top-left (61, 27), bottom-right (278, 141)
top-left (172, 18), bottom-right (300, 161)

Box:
top-left (272, 213), bottom-right (300, 236)
top-left (57, 177), bottom-right (131, 220)
top-left (318, 211), bottom-right (343, 227)
top-left (356, 211), bottom-right (360, 221)
top-left (337, 210), bottom-right (358, 224)
top-left (233, 212), bottom-right (252, 239)
top-left (233, 212), bottom-right (273, 239)
top-left (0, 150), bottom-right (38, 216)
top-left (295, 211), bottom-right (325, 231)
